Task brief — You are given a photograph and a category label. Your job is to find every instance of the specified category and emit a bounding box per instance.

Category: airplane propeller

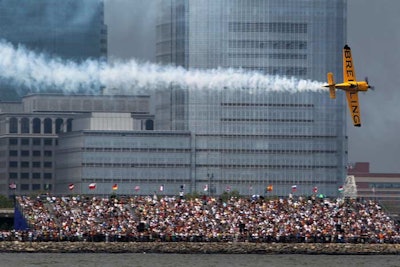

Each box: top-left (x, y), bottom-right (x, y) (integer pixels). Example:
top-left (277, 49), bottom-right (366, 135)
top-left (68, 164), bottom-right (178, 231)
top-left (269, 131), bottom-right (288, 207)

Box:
top-left (365, 77), bottom-right (375, 90)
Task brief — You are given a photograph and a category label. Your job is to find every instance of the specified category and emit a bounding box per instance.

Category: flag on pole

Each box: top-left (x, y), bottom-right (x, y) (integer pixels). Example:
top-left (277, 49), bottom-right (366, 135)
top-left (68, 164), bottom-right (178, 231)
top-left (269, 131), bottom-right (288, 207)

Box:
top-left (338, 185), bottom-right (344, 193)
top-left (159, 185), bottom-right (164, 192)
top-left (226, 185), bottom-right (231, 192)
top-left (266, 184), bottom-right (273, 192)
top-left (9, 182), bottom-right (16, 190)
top-left (112, 184), bottom-right (118, 191)
top-left (291, 185), bottom-right (297, 192)
top-left (69, 183), bottom-right (75, 191)
top-left (313, 186), bottom-right (318, 193)
top-left (134, 185), bottom-right (140, 192)
top-left (89, 183), bottom-right (96, 190)
top-left (203, 184), bottom-right (208, 192)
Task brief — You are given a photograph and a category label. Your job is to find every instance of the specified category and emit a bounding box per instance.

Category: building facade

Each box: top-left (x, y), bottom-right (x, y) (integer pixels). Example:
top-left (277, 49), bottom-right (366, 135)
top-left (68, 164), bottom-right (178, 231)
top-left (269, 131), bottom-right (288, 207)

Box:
top-left (55, 128), bottom-right (191, 195)
top-left (348, 162), bottom-right (400, 204)
top-left (155, 0), bottom-right (348, 196)
top-left (0, 94), bottom-right (152, 197)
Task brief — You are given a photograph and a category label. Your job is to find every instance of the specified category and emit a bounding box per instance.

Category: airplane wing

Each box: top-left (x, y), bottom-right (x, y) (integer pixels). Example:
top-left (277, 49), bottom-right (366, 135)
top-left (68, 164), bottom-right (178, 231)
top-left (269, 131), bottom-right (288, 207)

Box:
top-left (343, 45), bottom-right (356, 82)
top-left (345, 91), bottom-right (361, 127)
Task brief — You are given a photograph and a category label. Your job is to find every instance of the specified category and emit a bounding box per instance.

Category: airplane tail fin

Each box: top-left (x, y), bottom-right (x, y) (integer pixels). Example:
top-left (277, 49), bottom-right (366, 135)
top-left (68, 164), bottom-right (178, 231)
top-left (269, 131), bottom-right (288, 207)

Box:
top-left (327, 72), bottom-right (336, 99)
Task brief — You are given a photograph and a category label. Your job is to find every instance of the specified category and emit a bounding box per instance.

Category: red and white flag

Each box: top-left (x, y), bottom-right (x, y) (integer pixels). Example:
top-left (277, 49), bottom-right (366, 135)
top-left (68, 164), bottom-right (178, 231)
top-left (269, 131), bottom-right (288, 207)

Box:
top-left (291, 185), bottom-right (297, 192)
top-left (226, 185), bottom-right (231, 192)
top-left (69, 183), bottom-right (75, 191)
top-left (89, 183), bottom-right (96, 190)
top-left (112, 184), bottom-right (118, 191)
top-left (203, 184), bottom-right (208, 192)
top-left (9, 182), bottom-right (16, 190)
top-left (134, 185), bottom-right (140, 192)
top-left (313, 186), bottom-right (318, 193)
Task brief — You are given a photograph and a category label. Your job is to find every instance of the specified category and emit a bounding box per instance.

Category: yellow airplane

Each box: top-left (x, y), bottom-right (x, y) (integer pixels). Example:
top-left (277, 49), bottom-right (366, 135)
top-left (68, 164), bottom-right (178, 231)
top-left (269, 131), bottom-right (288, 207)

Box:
top-left (324, 45), bottom-right (374, 127)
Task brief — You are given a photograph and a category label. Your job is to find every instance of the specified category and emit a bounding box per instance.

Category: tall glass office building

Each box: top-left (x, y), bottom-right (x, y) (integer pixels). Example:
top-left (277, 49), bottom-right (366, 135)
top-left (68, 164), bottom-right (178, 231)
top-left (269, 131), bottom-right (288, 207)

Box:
top-left (0, 0), bottom-right (107, 100)
top-left (156, 0), bottom-right (347, 196)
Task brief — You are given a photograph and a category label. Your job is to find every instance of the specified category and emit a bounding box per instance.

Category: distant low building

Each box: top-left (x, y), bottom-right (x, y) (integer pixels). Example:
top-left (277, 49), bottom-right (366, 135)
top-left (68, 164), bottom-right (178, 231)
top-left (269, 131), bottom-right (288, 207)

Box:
top-left (348, 162), bottom-right (400, 219)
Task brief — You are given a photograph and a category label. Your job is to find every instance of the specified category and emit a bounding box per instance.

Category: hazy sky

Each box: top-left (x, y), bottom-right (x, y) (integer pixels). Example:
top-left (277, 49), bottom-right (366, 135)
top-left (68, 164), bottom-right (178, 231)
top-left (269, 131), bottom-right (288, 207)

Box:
top-left (105, 0), bottom-right (400, 173)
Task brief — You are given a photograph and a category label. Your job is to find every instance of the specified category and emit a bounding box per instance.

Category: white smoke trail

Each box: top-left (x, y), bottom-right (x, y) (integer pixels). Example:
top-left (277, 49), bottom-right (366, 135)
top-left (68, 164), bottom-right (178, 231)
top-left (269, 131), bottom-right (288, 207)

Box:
top-left (0, 40), bottom-right (324, 93)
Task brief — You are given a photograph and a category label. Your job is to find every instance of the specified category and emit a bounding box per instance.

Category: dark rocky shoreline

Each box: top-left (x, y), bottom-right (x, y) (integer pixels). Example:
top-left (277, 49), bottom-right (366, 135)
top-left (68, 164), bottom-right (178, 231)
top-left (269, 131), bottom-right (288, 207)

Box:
top-left (0, 242), bottom-right (399, 254)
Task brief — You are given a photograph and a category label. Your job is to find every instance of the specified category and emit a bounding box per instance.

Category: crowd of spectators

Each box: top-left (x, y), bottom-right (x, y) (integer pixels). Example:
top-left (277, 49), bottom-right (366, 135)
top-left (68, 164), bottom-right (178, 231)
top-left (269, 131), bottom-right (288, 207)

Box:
top-left (7, 194), bottom-right (400, 243)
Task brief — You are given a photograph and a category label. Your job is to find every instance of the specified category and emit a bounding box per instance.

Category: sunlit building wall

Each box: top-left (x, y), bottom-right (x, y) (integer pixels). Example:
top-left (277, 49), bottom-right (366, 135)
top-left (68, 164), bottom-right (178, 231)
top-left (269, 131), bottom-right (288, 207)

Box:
top-left (156, 0), bottom-right (347, 196)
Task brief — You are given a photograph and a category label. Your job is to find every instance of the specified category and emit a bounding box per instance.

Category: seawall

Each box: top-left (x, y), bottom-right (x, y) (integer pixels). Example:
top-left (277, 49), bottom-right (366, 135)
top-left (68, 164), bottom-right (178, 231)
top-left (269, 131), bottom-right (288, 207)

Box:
top-left (0, 242), bottom-right (399, 254)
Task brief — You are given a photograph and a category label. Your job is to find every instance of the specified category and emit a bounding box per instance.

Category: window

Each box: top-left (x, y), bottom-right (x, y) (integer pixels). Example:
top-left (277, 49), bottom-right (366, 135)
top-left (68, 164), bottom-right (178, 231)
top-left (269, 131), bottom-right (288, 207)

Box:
top-left (9, 150), bottom-right (18, 157)
top-left (21, 184), bottom-right (29, 190)
top-left (145, 120), bottom-right (154, 130)
top-left (44, 139), bottom-right (52, 146)
top-left (21, 173), bottom-right (30, 179)
top-left (32, 173), bottom-right (41, 179)
top-left (33, 139), bottom-right (41, 146)
top-left (55, 118), bottom-right (63, 134)
top-left (44, 118), bottom-right (52, 134)
top-left (9, 139), bottom-right (18, 145)
top-left (21, 162), bottom-right (29, 168)
top-left (43, 184), bottom-right (52, 190)
top-left (32, 184), bottom-right (41, 191)
top-left (21, 118), bottom-right (30, 133)
top-left (32, 118), bottom-right (41, 134)
top-left (32, 162), bottom-right (41, 168)
top-left (9, 161), bottom-right (18, 168)
top-left (44, 162), bottom-right (52, 168)
top-left (32, 150), bottom-right (41, 157)
top-left (9, 117), bottom-right (18, 133)
top-left (21, 139), bottom-right (30, 145)
top-left (44, 173), bottom-right (52, 179)
top-left (44, 150), bottom-right (52, 157)
top-left (9, 173), bottom-right (18, 179)
top-left (21, 150), bottom-right (30, 157)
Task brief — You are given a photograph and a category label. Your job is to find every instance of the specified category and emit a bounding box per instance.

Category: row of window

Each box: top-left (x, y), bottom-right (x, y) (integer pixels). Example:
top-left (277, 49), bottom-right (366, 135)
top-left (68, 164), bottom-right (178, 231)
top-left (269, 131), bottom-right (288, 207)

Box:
top-left (9, 161), bottom-right (52, 168)
top-left (221, 118), bottom-right (313, 123)
top-left (82, 163), bottom-right (190, 168)
top-left (196, 164), bottom-right (337, 169)
top-left (240, 66), bottom-right (307, 76)
top-left (82, 162), bottom-right (338, 169)
top-left (227, 53), bottom-right (307, 60)
top-left (229, 22), bottom-right (307, 34)
top-left (9, 138), bottom-right (55, 146)
top-left (9, 172), bottom-right (52, 179)
top-left (9, 150), bottom-right (52, 157)
top-left (229, 40), bottom-right (307, 50)
top-left (369, 183), bottom-right (400, 189)
top-left (196, 134), bottom-right (338, 139)
top-left (196, 149), bottom-right (337, 154)
top-left (83, 147), bottom-right (191, 153)
top-left (221, 103), bottom-right (314, 107)
top-left (8, 117), bottom-right (72, 134)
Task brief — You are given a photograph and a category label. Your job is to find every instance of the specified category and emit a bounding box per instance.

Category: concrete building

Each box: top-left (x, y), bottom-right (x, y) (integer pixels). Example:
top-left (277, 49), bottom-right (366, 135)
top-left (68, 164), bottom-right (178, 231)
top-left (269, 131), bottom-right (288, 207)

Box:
top-left (0, 94), bottom-right (152, 197)
top-left (348, 162), bottom-right (400, 204)
top-left (154, 0), bottom-right (348, 196)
